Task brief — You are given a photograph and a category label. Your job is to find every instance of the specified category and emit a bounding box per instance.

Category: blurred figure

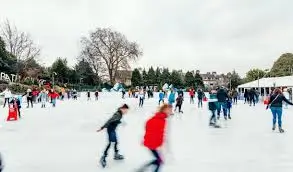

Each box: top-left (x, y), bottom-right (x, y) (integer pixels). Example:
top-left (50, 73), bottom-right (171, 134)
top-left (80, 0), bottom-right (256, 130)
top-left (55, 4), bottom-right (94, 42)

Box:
top-left (249, 88), bottom-right (256, 106)
top-left (168, 90), bottom-right (175, 105)
top-left (158, 90), bottom-right (164, 105)
top-left (208, 90), bottom-right (220, 128)
top-left (87, 91), bottom-right (91, 101)
top-left (97, 104), bottom-right (129, 168)
top-left (283, 88), bottom-right (290, 109)
top-left (23, 89), bottom-right (33, 108)
top-left (197, 89), bottom-right (205, 108)
top-left (244, 90), bottom-right (249, 104)
top-left (122, 90), bottom-right (126, 99)
top-left (138, 89), bottom-right (145, 107)
top-left (0, 153), bottom-right (3, 172)
top-left (10, 96), bottom-right (21, 118)
top-left (38, 89), bottom-right (48, 108)
top-left (175, 94), bottom-right (184, 113)
top-left (217, 87), bottom-right (229, 120)
top-left (189, 88), bottom-right (195, 104)
top-left (232, 89), bottom-right (238, 105)
top-left (48, 89), bottom-right (59, 107)
top-left (0, 88), bottom-right (12, 108)
top-left (137, 104), bottom-right (172, 172)
top-left (95, 90), bottom-right (99, 101)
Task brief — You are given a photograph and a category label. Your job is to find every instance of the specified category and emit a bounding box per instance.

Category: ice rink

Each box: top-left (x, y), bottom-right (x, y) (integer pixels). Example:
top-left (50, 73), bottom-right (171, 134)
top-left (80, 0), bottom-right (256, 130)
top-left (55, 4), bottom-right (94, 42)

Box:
top-left (1, 92), bottom-right (293, 172)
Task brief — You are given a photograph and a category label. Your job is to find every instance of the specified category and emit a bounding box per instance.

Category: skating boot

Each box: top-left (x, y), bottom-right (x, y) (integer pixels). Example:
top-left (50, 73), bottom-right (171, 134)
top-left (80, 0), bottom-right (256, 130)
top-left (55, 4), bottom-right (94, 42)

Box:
top-left (224, 116), bottom-right (228, 120)
top-left (214, 124), bottom-right (221, 128)
top-left (279, 128), bottom-right (285, 133)
top-left (100, 156), bottom-right (107, 168)
top-left (228, 115), bottom-right (232, 119)
top-left (114, 153), bottom-right (124, 160)
top-left (272, 125), bottom-right (276, 131)
top-left (209, 122), bottom-right (215, 127)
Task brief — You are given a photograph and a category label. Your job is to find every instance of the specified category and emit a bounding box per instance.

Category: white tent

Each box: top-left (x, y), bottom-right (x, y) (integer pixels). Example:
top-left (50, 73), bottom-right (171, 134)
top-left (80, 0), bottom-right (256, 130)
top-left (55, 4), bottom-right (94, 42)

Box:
top-left (237, 76), bottom-right (293, 95)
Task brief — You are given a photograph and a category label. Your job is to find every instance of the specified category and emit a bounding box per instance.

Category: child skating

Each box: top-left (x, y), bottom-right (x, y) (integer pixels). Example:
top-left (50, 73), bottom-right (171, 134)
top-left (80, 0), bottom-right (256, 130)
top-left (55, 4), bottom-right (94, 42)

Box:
top-left (175, 94), bottom-right (184, 113)
top-left (97, 104), bottom-right (129, 168)
top-left (38, 89), bottom-right (48, 108)
top-left (208, 90), bottom-right (220, 128)
top-left (137, 104), bottom-right (172, 172)
top-left (158, 90), bottom-right (164, 105)
top-left (48, 90), bottom-right (59, 107)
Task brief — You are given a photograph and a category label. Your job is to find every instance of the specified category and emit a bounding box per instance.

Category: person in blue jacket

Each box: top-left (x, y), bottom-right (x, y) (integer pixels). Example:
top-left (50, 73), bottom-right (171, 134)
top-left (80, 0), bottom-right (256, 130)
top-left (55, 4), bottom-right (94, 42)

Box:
top-left (158, 90), bottom-right (165, 105)
top-left (168, 90), bottom-right (176, 105)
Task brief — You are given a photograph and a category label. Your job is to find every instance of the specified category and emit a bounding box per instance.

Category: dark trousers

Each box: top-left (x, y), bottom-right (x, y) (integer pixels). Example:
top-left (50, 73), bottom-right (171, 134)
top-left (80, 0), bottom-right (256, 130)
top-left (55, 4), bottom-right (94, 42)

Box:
top-left (175, 104), bottom-right (182, 112)
top-left (210, 110), bottom-right (217, 124)
top-left (103, 130), bottom-right (119, 157)
top-left (233, 97), bottom-right (237, 104)
top-left (158, 99), bottom-right (164, 105)
top-left (198, 98), bottom-right (203, 107)
top-left (140, 149), bottom-right (162, 172)
top-left (190, 96), bottom-right (194, 104)
top-left (139, 98), bottom-right (144, 107)
top-left (249, 97), bottom-right (255, 106)
top-left (27, 97), bottom-right (33, 108)
top-left (3, 98), bottom-right (9, 107)
top-left (244, 97), bottom-right (248, 104)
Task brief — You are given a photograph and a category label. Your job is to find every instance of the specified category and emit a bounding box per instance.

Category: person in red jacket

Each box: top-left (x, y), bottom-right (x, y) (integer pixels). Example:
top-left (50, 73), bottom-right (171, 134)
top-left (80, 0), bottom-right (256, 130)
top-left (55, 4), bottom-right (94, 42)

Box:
top-left (137, 104), bottom-right (173, 172)
top-left (189, 88), bottom-right (195, 104)
top-left (48, 89), bottom-right (59, 107)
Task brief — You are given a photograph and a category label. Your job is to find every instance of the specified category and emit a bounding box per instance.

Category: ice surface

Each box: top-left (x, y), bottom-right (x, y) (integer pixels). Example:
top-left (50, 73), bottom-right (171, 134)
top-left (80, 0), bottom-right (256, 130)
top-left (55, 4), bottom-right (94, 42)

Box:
top-left (1, 92), bottom-right (293, 172)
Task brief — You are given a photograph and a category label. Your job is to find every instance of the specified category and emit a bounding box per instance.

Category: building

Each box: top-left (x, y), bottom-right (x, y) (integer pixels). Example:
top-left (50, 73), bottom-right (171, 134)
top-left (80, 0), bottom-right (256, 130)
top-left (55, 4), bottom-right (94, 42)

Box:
top-left (237, 76), bottom-right (293, 96)
top-left (199, 71), bottom-right (229, 88)
top-left (115, 70), bottom-right (132, 86)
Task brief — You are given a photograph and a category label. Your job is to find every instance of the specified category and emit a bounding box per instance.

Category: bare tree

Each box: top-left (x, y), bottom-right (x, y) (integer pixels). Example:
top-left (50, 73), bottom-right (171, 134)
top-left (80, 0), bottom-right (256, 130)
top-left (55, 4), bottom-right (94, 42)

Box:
top-left (1, 19), bottom-right (40, 61)
top-left (80, 28), bottom-right (142, 85)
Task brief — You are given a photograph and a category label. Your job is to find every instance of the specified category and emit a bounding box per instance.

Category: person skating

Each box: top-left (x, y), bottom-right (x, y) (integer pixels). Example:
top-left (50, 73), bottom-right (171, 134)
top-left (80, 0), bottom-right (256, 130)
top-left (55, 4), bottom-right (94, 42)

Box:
top-left (158, 90), bottom-right (164, 105)
top-left (97, 104), bottom-right (129, 168)
top-left (122, 90), bottom-right (126, 99)
top-left (226, 98), bottom-right (232, 119)
top-left (0, 88), bottom-right (12, 108)
top-left (248, 88), bottom-right (256, 106)
top-left (189, 88), bottom-right (195, 104)
top-left (266, 88), bottom-right (293, 133)
top-left (197, 89), bottom-right (205, 108)
top-left (38, 89), bottom-right (48, 108)
top-left (138, 89), bottom-right (145, 107)
top-left (48, 90), bottom-right (59, 107)
top-left (232, 89), bottom-right (238, 105)
top-left (87, 91), bottom-right (91, 101)
top-left (23, 89), bottom-right (33, 108)
top-left (137, 104), bottom-right (172, 172)
top-left (175, 94), bottom-right (184, 113)
top-left (216, 87), bottom-right (229, 120)
top-left (208, 90), bottom-right (220, 128)
top-left (95, 90), bottom-right (99, 101)
top-left (168, 90), bottom-right (175, 105)
top-left (244, 90), bottom-right (249, 104)
top-left (10, 96), bottom-right (22, 118)
top-left (72, 90), bottom-right (77, 100)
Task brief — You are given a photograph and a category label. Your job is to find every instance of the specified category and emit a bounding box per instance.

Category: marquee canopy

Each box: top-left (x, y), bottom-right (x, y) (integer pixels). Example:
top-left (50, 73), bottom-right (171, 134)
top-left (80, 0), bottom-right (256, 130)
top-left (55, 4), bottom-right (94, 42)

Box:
top-left (238, 76), bottom-right (293, 89)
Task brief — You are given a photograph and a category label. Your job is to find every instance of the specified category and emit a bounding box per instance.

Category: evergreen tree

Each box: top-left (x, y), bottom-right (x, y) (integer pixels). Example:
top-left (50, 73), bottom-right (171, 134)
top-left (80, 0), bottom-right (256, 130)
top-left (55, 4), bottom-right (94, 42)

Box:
top-left (194, 73), bottom-right (204, 88)
top-left (131, 68), bottom-right (142, 86)
top-left (0, 36), bottom-right (16, 74)
top-left (142, 69), bottom-right (148, 86)
top-left (184, 71), bottom-right (195, 87)
top-left (270, 53), bottom-right (293, 77)
top-left (75, 59), bottom-right (97, 85)
top-left (147, 66), bottom-right (156, 85)
top-left (229, 70), bottom-right (242, 89)
top-left (161, 68), bottom-right (171, 84)
top-left (155, 67), bottom-right (162, 86)
top-left (50, 57), bottom-right (70, 84)
top-left (170, 70), bottom-right (183, 88)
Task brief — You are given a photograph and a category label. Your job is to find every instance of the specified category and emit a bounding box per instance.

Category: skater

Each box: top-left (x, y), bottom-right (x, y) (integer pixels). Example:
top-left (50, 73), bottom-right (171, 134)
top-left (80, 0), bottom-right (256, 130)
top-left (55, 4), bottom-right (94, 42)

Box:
top-left (216, 87), bottom-right (229, 120)
top-left (38, 89), bottom-right (48, 108)
top-left (137, 104), bottom-right (172, 172)
top-left (168, 90), bottom-right (175, 105)
top-left (23, 89), bottom-right (33, 108)
top-left (72, 90), bottom-right (77, 100)
top-left (177, 88), bottom-right (184, 97)
top-left (226, 97), bottom-right (232, 119)
top-left (244, 90), bottom-right (249, 104)
top-left (138, 89), bottom-right (145, 107)
top-left (248, 88), bottom-right (256, 106)
top-left (0, 153), bottom-right (3, 172)
top-left (189, 88), bottom-right (195, 104)
top-left (0, 88), bottom-right (12, 108)
top-left (208, 90), bottom-right (220, 128)
top-left (48, 90), bottom-right (59, 107)
top-left (10, 96), bottom-right (21, 118)
top-left (232, 89), bottom-right (238, 104)
top-left (175, 94), bottom-right (184, 113)
top-left (266, 88), bottom-right (293, 133)
top-left (197, 89), bottom-right (205, 108)
top-left (122, 90), bottom-right (126, 99)
top-left (95, 90), bottom-right (99, 101)
top-left (87, 91), bottom-right (91, 101)
top-left (97, 104), bottom-right (129, 168)
top-left (158, 90), bottom-right (164, 105)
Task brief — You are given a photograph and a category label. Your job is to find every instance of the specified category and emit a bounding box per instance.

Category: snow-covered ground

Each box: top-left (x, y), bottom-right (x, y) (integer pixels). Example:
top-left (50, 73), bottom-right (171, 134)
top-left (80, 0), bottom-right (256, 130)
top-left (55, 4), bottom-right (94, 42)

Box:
top-left (1, 92), bottom-right (293, 172)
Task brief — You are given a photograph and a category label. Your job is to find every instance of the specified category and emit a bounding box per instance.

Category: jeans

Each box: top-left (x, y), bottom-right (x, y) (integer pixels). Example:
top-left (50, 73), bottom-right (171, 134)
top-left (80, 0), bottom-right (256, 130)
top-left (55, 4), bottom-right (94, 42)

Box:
top-left (139, 98), bottom-right (144, 107)
top-left (210, 110), bottom-right (217, 124)
top-left (139, 149), bottom-right (162, 172)
top-left (158, 99), bottom-right (164, 105)
top-left (217, 102), bottom-right (227, 117)
top-left (233, 97), bottom-right (237, 104)
top-left (175, 104), bottom-right (182, 112)
top-left (52, 98), bottom-right (56, 107)
top-left (3, 98), bottom-right (9, 107)
top-left (27, 97), bottom-right (33, 108)
top-left (103, 130), bottom-right (119, 157)
top-left (270, 107), bottom-right (283, 127)
top-left (198, 98), bottom-right (203, 108)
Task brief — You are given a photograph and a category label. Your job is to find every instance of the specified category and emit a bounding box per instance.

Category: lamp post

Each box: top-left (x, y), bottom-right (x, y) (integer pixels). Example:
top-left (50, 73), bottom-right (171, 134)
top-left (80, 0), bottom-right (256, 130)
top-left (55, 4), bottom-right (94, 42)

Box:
top-left (52, 72), bottom-right (57, 88)
top-left (227, 73), bottom-right (232, 90)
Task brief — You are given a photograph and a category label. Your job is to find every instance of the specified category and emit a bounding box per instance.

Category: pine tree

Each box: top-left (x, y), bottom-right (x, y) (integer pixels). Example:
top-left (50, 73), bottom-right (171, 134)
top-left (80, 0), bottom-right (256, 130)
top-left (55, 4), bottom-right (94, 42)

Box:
top-left (147, 66), bottom-right (156, 85)
top-left (131, 68), bottom-right (142, 86)
top-left (185, 71), bottom-right (195, 87)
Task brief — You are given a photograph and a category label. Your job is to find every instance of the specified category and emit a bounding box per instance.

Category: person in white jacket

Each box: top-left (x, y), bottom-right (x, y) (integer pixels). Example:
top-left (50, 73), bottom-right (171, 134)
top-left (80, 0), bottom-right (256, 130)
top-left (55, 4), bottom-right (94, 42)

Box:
top-left (0, 88), bottom-right (12, 108)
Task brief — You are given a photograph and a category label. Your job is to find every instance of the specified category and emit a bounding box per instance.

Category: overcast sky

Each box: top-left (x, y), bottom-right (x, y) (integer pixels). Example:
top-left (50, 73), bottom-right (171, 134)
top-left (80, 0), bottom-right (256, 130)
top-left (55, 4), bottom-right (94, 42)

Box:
top-left (1, 0), bottom-right (293, 76)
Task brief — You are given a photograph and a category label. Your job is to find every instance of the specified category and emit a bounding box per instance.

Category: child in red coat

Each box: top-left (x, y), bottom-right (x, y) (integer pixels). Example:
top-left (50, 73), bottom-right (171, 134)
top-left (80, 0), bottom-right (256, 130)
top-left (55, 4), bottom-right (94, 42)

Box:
top-left (137, 104), bottom-right (173, 172)
top-left (48, 90), bottom-right (59, 107)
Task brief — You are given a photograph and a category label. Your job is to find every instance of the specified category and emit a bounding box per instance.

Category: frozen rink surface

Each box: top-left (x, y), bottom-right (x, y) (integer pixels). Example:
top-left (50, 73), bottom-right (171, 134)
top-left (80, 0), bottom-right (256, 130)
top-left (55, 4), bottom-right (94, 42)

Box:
top-left (1, 92), bottom-right (293, 172)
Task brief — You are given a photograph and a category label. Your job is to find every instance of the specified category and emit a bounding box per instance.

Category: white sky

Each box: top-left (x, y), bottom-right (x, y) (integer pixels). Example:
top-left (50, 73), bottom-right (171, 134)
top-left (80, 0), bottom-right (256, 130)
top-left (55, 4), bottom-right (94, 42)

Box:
top-left (1, 0), bottom-right (293, 76)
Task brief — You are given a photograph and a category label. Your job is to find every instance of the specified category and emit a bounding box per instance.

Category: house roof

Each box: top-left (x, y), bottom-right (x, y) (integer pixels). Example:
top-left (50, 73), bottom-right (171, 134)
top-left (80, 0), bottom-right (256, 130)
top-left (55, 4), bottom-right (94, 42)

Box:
top-left (238, 76), bottom-right (293, 88)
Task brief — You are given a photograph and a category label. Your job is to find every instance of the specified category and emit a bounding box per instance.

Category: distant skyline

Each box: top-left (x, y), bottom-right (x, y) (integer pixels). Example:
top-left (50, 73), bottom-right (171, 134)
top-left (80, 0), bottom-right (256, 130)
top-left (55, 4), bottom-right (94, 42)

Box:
top-left (1, 0), bottom-right (293, 76)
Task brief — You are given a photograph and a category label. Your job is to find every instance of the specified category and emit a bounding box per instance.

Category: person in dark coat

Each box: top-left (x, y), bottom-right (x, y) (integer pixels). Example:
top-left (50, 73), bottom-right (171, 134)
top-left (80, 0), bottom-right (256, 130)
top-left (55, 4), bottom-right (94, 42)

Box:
top-left (216, 87), bottom-right (229, 120)
top-left (197, 89), bottom-right (205, 108)
top-left (244, 90), bottom-right (249, 104)
top-left (97, 104), bottom-right (129, 168)
top-left (248, 89), bottom-right (256, 106)
top-left (175, 95), bottom-right (184, 113)
top-left (267, 89), bottom-right (293, 133)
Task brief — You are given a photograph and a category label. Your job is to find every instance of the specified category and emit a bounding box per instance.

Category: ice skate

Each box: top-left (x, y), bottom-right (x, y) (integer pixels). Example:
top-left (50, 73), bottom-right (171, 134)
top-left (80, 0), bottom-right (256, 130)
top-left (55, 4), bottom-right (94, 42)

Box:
top-left (228, 115), bottom-right (232, 119)
top-left (114, 153), bottom-right (124, 160)
top-left (100, 156), bottom-right (107, 168)
top-left (272, 125), bottom-right (276, 131)
top-left (279, 128), bottom-right (285, 133)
